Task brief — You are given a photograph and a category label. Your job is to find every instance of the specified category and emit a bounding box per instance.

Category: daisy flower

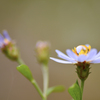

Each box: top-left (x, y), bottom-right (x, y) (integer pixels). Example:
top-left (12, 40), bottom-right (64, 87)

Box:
top-left (50, 44), bottom-right (100, 80)
top-left (50, 44), bottom-right (100, 64)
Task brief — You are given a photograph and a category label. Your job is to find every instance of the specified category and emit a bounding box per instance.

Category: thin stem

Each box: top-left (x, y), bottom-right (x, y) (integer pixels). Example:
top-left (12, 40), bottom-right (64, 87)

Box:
top-left (31, 79), bottom-right (44, 99)
top-left (43, 97), bottom-right (47, 100)
top-left (81, 80), bottom-right (85, 100)
top-left (42, 64), bottom-right (49, 100)
top-left (17, 57), bottom-right (24, 65)
top-left (17, 58), bottom-right (44, 99)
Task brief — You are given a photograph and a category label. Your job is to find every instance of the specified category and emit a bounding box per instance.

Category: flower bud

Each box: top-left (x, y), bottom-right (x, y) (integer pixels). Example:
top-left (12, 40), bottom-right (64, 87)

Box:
top-left (76, 61), bottom-right (90, 81)
top-left (35, 41), bottom-right (50, 65)
top-left (0, 30), bottom-right (19, 61)
top-left (2, 43), bottom-right (19, 61)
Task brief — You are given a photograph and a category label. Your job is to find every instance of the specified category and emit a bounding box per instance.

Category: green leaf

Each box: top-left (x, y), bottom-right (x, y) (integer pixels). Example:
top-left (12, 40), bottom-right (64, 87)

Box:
top-left (68, 82), bottom-right (81, 100)
top-left (16, 64), bottom-right (34, 81)
top-left (47, 85), bottom-right (65, 96)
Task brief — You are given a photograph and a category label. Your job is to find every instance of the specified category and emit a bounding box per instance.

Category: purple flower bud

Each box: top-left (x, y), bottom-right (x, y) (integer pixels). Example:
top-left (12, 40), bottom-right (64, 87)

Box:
top-left (0, 30), bottom-right (19, 61)
top-left (35, 41), bottom-right (50, 65)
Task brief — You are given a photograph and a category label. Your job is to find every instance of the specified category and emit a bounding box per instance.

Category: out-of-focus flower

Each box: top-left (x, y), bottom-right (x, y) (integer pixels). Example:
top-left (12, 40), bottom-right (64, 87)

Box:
top-left (0, 30), bottom-right (19, 60)
top-left (35, 41), bottom-right (50, 65)
top-left (0, 30), bottom-right (11, 49)
top-left (50, 44), bottom-right (100, 80)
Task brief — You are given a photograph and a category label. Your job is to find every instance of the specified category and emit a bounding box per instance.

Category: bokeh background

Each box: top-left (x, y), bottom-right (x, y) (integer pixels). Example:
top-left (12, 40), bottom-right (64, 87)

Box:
top-left (0, 0), bottom-right (100, 100)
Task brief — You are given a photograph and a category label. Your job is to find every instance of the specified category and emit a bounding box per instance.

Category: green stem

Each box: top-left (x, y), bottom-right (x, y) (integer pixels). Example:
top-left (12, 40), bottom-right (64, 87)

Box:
top-left (31, 79), bottom-right (44, 99)
top-left (42, 64), bottom-right (49, 100)
top-left (43, 98), bottom-right (46, 100)
top-left (17, 58), bottom-right (44, 99)
top-left (81, 80), bottom-right (85, 100)
top-left (17, 57), bottom-right (24, 64)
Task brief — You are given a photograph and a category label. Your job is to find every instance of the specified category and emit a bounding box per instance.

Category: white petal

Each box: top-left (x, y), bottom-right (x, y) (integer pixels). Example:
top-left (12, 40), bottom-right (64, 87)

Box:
top-left (78, 55), bottom-right (87, 62)
top-left (66, 49), bottom-right (78, 60)
top-left (90, 57), bottom-right (100, 63)
top-left (94, 51), bottom-right (100, 59)
top-left (55, 50), bottom-right (75, 62)
top-left (85, 44), bottom-right (90, 47)
top-left (50, 57), bottom-right (73, 64)
top-left (86, 49), bottom-right (97, 61)
top-left (76, 46), bottom-right (83, 53)
top-left (76, 45), bottom-right (87, 54)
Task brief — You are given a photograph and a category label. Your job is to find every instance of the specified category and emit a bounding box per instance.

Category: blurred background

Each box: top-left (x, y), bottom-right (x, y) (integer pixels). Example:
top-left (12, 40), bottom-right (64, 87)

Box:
top-left (0, 0), bottom-right (100, 100)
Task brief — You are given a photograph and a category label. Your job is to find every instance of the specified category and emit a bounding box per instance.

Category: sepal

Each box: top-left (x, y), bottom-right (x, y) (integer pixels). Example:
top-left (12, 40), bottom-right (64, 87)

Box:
top-left (76, 62), bottom-right (90, 81)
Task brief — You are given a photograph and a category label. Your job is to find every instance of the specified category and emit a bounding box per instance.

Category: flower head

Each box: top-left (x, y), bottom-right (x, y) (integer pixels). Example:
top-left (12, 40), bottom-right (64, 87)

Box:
top-left (50, 44), bottom-right (100, 80)
top-left (50, 44), bottom-right (100, 64)
top-left (35, 41), bottom-right (50, 65)
top-left (0, 30), bottom-right (19, 60)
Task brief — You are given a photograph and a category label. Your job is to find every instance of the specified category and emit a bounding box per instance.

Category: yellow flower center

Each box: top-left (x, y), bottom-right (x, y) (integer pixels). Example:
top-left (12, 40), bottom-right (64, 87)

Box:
top-left (4, 39), bottom-right (10, 44)
top-left (72, 45), bottom-right (91, 56)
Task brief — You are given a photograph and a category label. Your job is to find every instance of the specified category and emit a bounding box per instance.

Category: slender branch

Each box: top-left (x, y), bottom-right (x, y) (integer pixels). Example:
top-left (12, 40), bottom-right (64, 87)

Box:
top-left (17, 57), bottom-right (44, 99)
top-left (17, 57), bottom-right (25, 65)
top-left (31, 79), bottom-right (44, 99)
top-left (42, 64), bottom-right (49, 100)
